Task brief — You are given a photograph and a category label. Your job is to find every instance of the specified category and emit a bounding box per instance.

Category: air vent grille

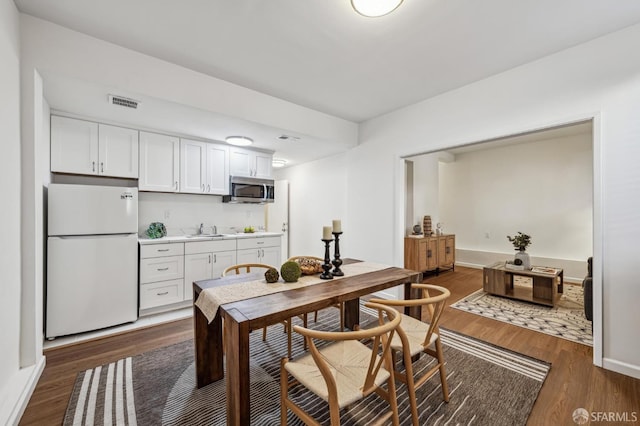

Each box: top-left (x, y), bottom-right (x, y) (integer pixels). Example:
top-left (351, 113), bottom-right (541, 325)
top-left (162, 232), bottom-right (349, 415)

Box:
top-left (108, 95), bottom-right (140, 109)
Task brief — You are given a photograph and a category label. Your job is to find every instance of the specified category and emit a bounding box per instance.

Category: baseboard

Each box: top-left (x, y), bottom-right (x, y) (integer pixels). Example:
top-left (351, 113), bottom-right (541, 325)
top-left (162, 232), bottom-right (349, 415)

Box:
top-left (2, 356), bottom-right (45, 425)
top-left (602, 357), bottom-right (640, 380)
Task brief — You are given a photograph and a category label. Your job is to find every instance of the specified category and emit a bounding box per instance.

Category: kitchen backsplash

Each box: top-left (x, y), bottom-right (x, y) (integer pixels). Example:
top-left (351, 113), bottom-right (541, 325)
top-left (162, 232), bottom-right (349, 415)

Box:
top-left (138, 192), bottom-right (265, 237)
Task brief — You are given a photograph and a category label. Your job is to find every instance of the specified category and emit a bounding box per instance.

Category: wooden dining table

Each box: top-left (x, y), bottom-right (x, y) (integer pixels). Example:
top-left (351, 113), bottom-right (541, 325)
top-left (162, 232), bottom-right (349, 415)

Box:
top-left (192, 259), bottom-right (423, 425)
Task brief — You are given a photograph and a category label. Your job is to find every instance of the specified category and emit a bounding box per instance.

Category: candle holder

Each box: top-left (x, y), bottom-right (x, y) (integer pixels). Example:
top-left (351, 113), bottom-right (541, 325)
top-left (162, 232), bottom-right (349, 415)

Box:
top-left (320, 238), bottom-right (334, 279)
top-left (331, 231), bottom-right (344, 276)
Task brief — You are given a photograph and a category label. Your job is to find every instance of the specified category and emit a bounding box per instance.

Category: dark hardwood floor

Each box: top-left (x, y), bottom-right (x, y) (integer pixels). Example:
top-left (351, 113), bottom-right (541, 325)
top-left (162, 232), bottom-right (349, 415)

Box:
top-left (20, 266), bottom-right (639, 425)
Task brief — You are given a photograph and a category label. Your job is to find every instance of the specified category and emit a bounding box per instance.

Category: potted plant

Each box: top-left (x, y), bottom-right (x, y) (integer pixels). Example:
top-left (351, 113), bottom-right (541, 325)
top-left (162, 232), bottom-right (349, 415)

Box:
top-left (507, 232), bottom-right (532, 269)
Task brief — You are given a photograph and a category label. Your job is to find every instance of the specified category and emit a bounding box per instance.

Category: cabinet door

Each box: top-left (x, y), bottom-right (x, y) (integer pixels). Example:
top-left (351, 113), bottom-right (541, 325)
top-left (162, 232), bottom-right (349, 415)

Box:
top-left (444, 235), bottom-right (455, 266)
top-left (236, 248), bottom-right (259, 264)
top-left (417, 240), bottom-right (428, 271)
top-left (254, 151), bottom-right (273, 179)
top-left (51, 115), bottom-right (99, 175)
top-left (212, 250), bottom-right (237, 279)
top-left (425, 238), bottom-right (438, 270)
top-left (260, 245), bottom-right (281, 267)
top-left (98, 124), bottom-right (139, 178)
top-left (206, 143), bottom-right (229, 195)
top-left (184, 253), bottom-right (214, 301)
top-left (180, 139), bottom-right (206, 193)
top-left (139, 132), bottom-right (179, 192)
top-left (229, 147), bottom-right (252, 177)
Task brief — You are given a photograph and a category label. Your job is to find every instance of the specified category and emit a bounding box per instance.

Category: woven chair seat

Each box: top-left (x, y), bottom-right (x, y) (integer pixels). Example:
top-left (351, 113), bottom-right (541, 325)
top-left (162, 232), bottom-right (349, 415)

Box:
top-left (389, 314), bottom-right (438, 356)
top-left (285, 339), bottom-right (390, 408)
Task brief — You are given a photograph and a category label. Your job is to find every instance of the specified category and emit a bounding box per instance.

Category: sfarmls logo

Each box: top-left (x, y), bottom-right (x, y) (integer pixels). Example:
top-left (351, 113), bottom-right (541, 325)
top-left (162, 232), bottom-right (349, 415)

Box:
top-left (573, 408), bottom-right (638, 424)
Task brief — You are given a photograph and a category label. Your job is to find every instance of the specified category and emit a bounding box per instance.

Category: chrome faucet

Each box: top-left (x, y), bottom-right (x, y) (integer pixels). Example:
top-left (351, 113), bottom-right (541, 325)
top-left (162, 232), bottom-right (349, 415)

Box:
top-left (199, 223), bottom-right (204, 234)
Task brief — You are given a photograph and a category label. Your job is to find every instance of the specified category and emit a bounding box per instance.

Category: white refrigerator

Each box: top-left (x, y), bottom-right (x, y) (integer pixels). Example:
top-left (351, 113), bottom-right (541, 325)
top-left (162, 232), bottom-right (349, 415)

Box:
top-left (46, 184), bottom-right (139, 339)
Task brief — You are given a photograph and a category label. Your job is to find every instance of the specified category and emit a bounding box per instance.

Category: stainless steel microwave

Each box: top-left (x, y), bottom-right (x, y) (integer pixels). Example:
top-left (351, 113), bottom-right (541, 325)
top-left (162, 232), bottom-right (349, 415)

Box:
top-left (222, 176), bottom-right (275, 204)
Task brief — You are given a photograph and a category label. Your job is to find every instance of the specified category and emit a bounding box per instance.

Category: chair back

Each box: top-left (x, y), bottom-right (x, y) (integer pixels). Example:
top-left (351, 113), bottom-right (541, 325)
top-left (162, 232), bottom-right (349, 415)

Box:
top-left (292, 302), bottom-right (401, 396)
top-left (222, 263), bottom-right (273, 277)
top-left (370, 284), bottom-right (450, 349)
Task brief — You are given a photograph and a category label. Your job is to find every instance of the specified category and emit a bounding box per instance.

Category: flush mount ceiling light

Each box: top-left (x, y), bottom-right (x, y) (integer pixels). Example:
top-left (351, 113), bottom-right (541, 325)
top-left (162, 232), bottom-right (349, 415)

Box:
top-left (272, 159), bottom-right (288, 168)
top-left (225, 136), bottom-right (253, 146)
top-left (351, 0), bottom-right (404, 17)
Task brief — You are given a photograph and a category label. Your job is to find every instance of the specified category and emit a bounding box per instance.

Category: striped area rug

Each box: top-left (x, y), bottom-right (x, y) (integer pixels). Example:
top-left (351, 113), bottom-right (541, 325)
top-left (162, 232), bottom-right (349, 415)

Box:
top-left (65, 306), bottom-right (550, 425)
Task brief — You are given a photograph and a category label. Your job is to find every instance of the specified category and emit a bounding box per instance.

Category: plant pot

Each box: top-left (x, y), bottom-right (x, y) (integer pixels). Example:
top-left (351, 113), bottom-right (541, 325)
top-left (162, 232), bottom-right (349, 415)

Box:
top-left (514, 250), bottom-right (531, 270)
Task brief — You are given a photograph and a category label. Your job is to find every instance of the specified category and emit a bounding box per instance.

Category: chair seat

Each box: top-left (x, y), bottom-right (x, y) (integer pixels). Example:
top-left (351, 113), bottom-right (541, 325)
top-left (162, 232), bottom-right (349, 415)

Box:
top-left (285, 339), bottom-right (391, 408)
top-left (390, 314), bottom-right (438, 356)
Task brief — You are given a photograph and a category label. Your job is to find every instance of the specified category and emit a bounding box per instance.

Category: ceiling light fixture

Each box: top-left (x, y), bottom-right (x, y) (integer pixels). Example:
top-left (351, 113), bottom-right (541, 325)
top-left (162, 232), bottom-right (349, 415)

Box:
top-left (272, 159), bottom-right (288, 168)
top-left (225, 136), bottom-right (253, 147)
top-left (351, 0), bottom-right (404, 17)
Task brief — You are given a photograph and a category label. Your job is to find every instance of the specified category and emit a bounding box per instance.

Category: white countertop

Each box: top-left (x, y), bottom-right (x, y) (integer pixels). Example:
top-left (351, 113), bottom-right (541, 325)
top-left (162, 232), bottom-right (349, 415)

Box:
top-left (138, 232), bottom-right (283, 245)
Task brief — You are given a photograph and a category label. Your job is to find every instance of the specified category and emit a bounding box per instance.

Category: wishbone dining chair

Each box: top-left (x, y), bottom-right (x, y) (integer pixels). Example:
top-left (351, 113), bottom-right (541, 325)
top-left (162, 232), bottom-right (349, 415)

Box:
top-left (370, 283), bottom-right (451, 426)
top-left (222, 263), bottom-right (307, 358)
top-left (280, 302), bottom-right (402, 426)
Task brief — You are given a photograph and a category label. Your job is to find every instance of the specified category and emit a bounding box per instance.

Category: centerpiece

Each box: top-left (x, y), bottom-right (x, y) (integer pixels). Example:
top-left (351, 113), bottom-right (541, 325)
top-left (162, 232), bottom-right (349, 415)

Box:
top-left (507, 232), bottom-right (532, 270)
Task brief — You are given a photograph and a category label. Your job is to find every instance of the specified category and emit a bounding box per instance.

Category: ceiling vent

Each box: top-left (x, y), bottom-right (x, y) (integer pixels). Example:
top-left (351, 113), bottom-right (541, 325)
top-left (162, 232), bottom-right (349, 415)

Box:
top-left (277, 134), bottom-right (300, 141)
top-left (108, 94), bottom-right (141, 109)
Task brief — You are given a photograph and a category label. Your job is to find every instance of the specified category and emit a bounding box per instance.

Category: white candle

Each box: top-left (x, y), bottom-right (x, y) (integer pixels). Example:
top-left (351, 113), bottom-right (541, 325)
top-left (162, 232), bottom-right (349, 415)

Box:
top-left (323, 226), bottom-right (333, 240)
top-left (332, 220), bottom-right (342, 233)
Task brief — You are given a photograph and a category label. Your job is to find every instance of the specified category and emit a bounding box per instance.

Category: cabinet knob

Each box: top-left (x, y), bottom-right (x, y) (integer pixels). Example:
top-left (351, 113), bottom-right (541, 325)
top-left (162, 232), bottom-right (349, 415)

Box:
top-left (175, 181), bottom-right (178, 190)
top-left (92, 161), bottom-right (96, 172)
top-left (100, 162), bottom-right (104, 173)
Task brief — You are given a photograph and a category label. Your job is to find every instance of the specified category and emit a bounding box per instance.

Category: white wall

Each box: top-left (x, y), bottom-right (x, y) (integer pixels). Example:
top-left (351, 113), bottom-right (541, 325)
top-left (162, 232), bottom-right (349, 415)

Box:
top-left (19, 15), bottom-right (357, 148)
top-left (342, 23), bottom-right (640, 378)
top-left (138, 192), bottom-right (265, 237)
top-left (437, 133), bottom-right (593, 279)
top-left (274, 153), bottom-right (348, 259)
top-left (410, 153), bottom-right (442, 231)
top-left (0, 2), bottom-right (44, 424)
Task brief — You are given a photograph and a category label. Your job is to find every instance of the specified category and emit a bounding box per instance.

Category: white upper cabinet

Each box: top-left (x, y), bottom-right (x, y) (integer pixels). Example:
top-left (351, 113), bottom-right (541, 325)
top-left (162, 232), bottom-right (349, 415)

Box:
top-left (180, 139), bottom-right (206, 193)
top-left (99, 124), bottom-right (139, 178)
top-left (139, 132), bottom-right (180, 192)
top-left (51, 115), bottom-right (139, 178)
top-left (229, 147), bottom-right (272, 178)
top-left (206, 143), bottom-right (229, 195)
top-left (180, 139), bottom-right (229, 195)
top-left (51, 115), bottom-right (98, 175)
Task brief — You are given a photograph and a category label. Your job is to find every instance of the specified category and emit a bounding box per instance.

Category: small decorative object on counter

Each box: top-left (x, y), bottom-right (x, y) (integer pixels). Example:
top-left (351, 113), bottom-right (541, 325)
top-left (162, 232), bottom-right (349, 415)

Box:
top-left (507, 232), bottom-right (532, 270)
top-left (265, 267), bottom-right (280, 283)
top-left (280, 261), bottom-right (302, 283)
top-left (244, 226), bottom-right (255, 233)
top-left (436, 222), bottom-right (443, 236)
top-left (412, 224), bottom-right (422, 235)
top-left (146, 222), bottom-right (167, 239)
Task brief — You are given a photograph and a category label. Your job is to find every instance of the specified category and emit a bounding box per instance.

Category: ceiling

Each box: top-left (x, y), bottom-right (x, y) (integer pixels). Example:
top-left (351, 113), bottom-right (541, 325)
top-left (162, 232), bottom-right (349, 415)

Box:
top-left (14, 1), bottom-right (640, 167)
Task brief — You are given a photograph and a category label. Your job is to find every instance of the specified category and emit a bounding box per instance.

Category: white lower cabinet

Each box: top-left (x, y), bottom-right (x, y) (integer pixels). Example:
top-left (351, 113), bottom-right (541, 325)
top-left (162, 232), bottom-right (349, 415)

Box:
top-left (139, 235), bottom-right (281, 314)
top-left (139, 242), bottom-right (185, 314)
top-left (184, 240), bottom-right (237, 301)
top-left (236, 236), bottom-right (281, 267)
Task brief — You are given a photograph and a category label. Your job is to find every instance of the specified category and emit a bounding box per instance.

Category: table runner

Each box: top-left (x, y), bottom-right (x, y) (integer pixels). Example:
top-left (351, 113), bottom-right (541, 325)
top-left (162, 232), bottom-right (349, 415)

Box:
top-left (194, 261), bottom-right (391, 323)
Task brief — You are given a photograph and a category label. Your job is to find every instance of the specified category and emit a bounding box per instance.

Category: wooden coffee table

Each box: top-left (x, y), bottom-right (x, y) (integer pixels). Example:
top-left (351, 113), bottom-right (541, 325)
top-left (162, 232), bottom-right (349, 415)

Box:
top-left (483, 262), bottom-right (563, 307)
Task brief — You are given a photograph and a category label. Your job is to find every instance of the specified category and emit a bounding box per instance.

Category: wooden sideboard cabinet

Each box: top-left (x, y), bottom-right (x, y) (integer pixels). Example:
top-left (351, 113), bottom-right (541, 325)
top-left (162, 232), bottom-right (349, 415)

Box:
top-left (404, 234), bottom-right (455, 274)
